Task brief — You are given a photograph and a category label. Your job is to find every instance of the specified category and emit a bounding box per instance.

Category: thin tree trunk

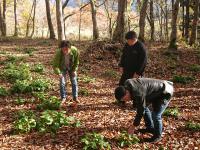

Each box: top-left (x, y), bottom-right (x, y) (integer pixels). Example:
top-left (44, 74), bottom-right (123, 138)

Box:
top-left (14, 0), bottom-right (18, 36)
top-left (113, 0), bottom-right (127, 42)
top-left (138, 0), bottom-right (148, 42)
top-left (79, 5), bottom-right (82, 41)
top-left (45, 0), bottom-right (55, 39)
top-left (90, 0), bottom-right (99, 40)
top-left (104, 1), bottom-right (112, 40)
top-left (0, 2), bottom-right (3, 36)
top-left (189, 0), bottom-right (199, 45)
top-left (182, 1), bottom-right (185, 37)
top-left (26, 0), bottom-right (34, 37)
top-left (185, 0), bottom-right (189, 41)
top-left (149, 0), bottom-right (154, 41)
top-left (169, 0), bottom-right (180, 50)
top-left (157, 5), bottom-right (162, 41)
top-left (127, 0), bottom-right (132, 32)
top-left (160, 6), bottom-right (163, 41)
top-left (1, 0), bottom-right (6, 36)
top-left (56, 0), bottom-right (65, 42)
top-left (165, 0), bottom-right (169, 41)
top-left (30, 0), bottom-right (36, 38)
top-left (62, 0), bottom-right (70, 39)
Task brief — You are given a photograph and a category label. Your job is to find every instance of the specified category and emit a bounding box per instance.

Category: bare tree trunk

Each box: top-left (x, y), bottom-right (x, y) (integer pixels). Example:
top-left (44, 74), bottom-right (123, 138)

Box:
top-left (164, 0), bottom-right (169, 41)
top-left (169, 0), bottom-right (180, 50)
top-left (0, 2), bottom-right (3, 36)
top-left (127, 0), bottom-right (133, 32)
top-left (104, 0), bottom-right (113, 40)
top-left (185, 0), bottom-right (189, 41)
top-left (26, 0), bottom-right (35, 37)
top-left (189, 0), bottom-right (199, 45)
top-left (149, 0), bottom-right (154, 41)
top-left (62, 0), bottom-right (70, 39)
top-left (45, 0), bottom-right (55, 39)
top-left (113, 0), bottom-right (127, 42)
top-left (14, 0), bottom-right (18, 36)
top-left (79, 5), bottom-right (82, 41)
top-left (1, 0), bottom-right (6, 36)
top-left (160, 5), bottom-right (163, 41)
top-left (157, 4), bottom-right (162, 41)
top-left (138, 0), bottom-right (148, 42)
top-left (30, 0), bottom-right (36, 38)
top-left (90, 0), bottom-right (99, 40)
top-left (56, 0), bottom-right (65, 42)
top-left (182, 1), bottom-right (185, 37)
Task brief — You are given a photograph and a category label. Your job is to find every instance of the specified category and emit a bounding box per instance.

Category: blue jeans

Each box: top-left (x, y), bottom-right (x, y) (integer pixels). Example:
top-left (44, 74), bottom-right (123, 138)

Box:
top-left (60, 70), bottom-right (78, 100)
top-left (143, 97), bottom-right (171, 137)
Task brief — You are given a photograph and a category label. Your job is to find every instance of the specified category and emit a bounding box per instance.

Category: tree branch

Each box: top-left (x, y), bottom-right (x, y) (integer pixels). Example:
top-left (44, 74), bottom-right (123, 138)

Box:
top-left (62, 0), bottom-right (70, 10)
top-left (64, 13), bottom-right (75, 21)
top-left (63, 2), bottom-right (90, 21)
top-left (95, 0), bottom-right (106, 8)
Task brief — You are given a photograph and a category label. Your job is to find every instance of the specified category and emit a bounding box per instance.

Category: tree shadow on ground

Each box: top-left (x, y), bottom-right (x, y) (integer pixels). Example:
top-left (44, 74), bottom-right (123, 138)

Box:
top-left (23, 124), bottom-right (129, 149)
top-left (66, 102), bottom-right (134, 114)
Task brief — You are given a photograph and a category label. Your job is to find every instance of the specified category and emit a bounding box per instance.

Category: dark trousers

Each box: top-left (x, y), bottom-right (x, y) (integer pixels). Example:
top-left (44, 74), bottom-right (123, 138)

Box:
top-left (119, 71), bottom-right (135, 86)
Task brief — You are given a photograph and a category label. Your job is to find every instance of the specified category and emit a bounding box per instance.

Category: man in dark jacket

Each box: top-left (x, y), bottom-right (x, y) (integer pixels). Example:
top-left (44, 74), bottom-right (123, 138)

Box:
top-left (119, 31), bottom-right (147, 85)
top-left (115, 78), bottom-right (174, 143)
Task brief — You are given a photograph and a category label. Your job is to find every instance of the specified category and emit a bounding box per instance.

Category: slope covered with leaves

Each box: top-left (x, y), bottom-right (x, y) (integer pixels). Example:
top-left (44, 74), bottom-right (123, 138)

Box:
top-left (0, 38), bottom-right (199, 149)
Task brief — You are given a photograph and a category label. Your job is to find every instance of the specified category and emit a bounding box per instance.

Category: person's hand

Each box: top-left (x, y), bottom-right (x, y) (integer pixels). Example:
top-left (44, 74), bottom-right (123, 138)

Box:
top-left (119, 67), bottom-right (123, 73)
top-left (128, 125), bottom-right (135, 134)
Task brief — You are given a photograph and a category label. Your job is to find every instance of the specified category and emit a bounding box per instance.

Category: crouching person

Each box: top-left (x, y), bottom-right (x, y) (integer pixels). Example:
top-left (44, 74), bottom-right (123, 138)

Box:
top-left (114, 78), bottom-right (174, 143)
top-left (53, 40), bottom-right (79, 107)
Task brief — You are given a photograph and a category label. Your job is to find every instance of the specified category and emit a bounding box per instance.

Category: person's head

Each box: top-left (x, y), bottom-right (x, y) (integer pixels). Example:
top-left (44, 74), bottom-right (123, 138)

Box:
top-left (125, 31), bottom-right (137, 46)
top-left (60, 40), bottom-right (71, 54)
top-left (114, 86), bottom-right (131, 104)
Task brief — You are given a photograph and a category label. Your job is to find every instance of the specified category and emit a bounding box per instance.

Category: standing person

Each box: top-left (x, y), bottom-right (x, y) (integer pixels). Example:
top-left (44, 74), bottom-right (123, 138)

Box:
top-left (114, 78), bottom-right (174, 142)
top-left (119, 31), bottom-right (147, 85)
top-left (53, 40), bottom-right (79, 107)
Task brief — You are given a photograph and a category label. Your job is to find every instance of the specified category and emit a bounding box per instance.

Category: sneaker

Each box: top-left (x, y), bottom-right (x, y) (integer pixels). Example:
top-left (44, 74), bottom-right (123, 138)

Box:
top-left (138, 128), bottom-right (155, 134)
top-left (147, 135), bottom-right (162, 143)
top-left (73, 98), bottom-right (80, 103)
top-left (61, 98), bottom-right (66, 106)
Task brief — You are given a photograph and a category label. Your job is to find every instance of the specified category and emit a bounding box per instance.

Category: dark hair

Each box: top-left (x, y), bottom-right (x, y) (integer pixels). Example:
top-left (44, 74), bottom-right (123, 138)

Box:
top-left (125, 31), bottom-right (137, 40)
top-left (114, 86), bottom-right (126, 102)
top-left (59, 40), bottom-right (71, 48)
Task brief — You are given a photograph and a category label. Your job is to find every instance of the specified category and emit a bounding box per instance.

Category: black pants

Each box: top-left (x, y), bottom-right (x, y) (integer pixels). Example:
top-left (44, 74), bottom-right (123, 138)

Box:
top-left (119, 71), bottom-right (135, 86)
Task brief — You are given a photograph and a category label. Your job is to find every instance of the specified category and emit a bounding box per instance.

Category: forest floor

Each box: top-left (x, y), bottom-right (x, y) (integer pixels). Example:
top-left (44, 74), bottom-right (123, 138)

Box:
top-left (0, 38), bottom-right (200, 150)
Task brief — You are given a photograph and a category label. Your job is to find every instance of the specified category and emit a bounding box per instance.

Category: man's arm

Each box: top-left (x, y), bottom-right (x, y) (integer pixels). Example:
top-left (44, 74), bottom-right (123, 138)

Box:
top-left (128, 96), bottom-right (146, 134)
top-left (133, 96), bottom-right (146, 126)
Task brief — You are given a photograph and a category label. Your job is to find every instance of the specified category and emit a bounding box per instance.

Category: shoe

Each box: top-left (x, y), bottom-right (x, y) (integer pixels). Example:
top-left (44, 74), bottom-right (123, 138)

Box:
top-left (147, 135), bottom-right (162, 143)
top-left (73, 98), bottom-right (80, 103)
top-left (61, 98), bottom-right (66, 106)
top-left (138, 128), bottom-right (155, 134)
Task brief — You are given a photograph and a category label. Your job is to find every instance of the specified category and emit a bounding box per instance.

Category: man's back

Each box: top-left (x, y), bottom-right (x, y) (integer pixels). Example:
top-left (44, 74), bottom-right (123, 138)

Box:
top-left (125, 78), bottom-right (168, 103)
